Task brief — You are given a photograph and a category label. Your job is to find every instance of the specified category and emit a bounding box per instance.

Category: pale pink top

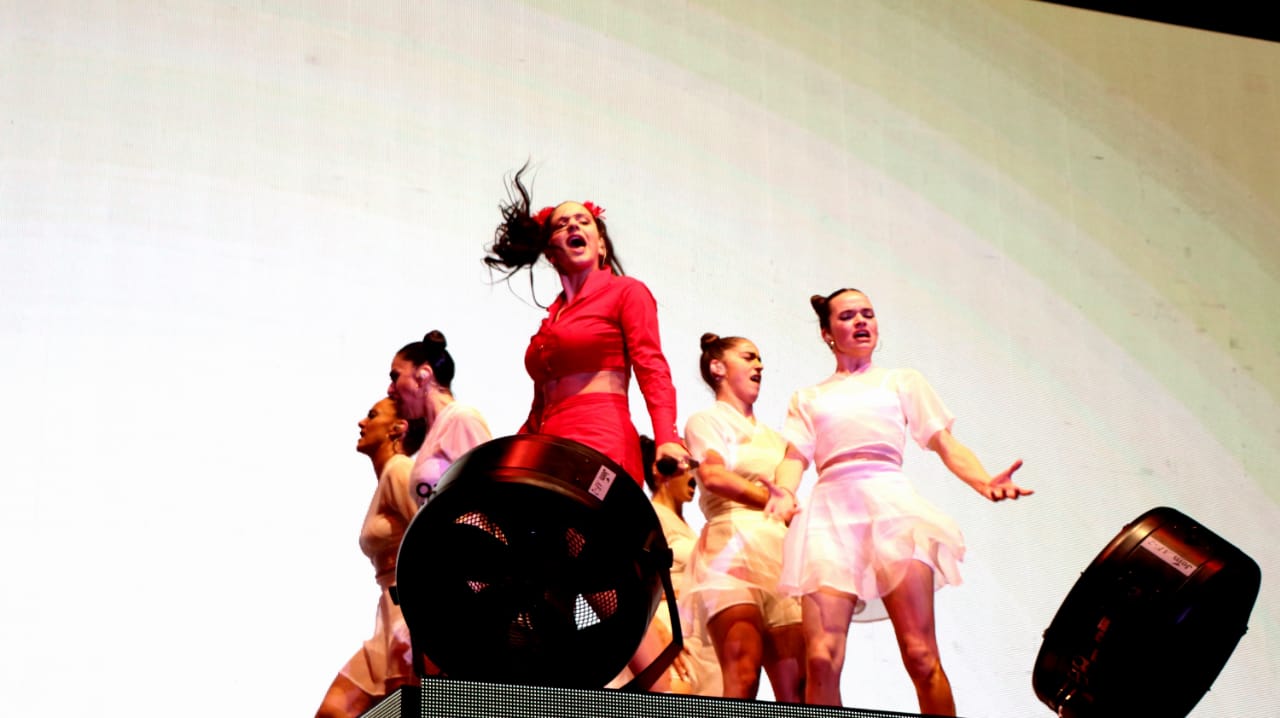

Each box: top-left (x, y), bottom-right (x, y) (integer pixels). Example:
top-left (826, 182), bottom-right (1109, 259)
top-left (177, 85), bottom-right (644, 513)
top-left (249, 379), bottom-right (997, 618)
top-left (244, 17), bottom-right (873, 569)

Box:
top-left (686, 400), bottom-right (788, 519)
top-left (409, 401), bottom-right (492, 507)
top-left (359, 454), bottom-right (417, 587)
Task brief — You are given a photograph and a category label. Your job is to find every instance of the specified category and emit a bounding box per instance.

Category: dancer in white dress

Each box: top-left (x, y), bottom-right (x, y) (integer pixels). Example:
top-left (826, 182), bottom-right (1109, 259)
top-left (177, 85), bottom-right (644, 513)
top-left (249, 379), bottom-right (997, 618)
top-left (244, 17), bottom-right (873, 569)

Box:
top-left (683, 334), bottom-right (805, 701)
top-left (640, 436), bottom-right (723, 697)
top-left (315, 398), bottom-right (425, 718)
top-left (766, 289), bottom-right (1031, 714)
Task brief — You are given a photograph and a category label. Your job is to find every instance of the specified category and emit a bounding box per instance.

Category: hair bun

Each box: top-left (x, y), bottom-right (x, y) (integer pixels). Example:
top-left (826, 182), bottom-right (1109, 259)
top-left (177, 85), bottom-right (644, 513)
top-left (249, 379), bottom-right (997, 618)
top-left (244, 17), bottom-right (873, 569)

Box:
top-left (809, 295), bottom-right (828, 316)
top-left (699, 332), bottom-right (720, 350)
top-left (424, 330), bottom-right (447, 348)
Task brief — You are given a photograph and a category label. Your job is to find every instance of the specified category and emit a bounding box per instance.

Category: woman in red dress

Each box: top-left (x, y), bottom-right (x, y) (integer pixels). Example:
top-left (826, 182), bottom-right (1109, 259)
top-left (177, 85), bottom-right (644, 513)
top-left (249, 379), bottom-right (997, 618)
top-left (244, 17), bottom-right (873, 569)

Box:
top-left (485, 165), bottom-right (691, 484)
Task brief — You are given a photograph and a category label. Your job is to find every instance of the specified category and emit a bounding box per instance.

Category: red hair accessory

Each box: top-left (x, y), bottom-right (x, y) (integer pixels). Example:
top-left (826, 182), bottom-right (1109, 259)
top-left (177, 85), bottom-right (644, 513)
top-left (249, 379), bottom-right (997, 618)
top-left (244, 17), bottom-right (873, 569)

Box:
top-left (534, 202), bottom-right (607, 226)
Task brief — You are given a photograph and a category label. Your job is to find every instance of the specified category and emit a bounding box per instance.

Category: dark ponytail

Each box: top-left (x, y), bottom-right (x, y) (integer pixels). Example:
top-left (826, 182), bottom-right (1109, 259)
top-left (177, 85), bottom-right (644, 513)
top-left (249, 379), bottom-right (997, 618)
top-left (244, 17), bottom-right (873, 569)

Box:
top-left (639, 434), bottom-right (657, 492)
top-left (402, 418), bottom-right (428, 455)
top-left (485, 163), bottom-right (547, 276)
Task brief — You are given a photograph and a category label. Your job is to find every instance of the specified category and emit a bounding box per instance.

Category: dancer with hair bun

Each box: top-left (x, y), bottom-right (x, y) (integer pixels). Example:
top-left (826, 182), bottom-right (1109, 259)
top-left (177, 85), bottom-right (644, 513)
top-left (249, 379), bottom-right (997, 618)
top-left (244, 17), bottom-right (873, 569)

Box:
top-left (315, 398), bottom-right (427, 718)
top-left (638, 435), bottom-right (721, 696)
top-left (387, 330), bottom-right (492, 507)
top-left (485, 164), bottom-right (690, 486)
top-left (683, 333), bottom-right (805, 701)
top-left (766, 288), bottom-right (1031, 714)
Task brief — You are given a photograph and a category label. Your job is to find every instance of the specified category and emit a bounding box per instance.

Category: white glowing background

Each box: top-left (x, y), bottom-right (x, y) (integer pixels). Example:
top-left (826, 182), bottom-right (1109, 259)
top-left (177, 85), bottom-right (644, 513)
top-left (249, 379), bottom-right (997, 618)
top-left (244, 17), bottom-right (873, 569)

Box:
top-left (2, 1), bottom-right (1277, 715)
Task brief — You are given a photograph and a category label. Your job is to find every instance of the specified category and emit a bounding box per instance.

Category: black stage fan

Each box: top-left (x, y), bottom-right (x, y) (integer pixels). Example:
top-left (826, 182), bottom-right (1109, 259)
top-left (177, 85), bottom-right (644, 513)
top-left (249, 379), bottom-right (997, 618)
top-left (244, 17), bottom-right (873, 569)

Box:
top-left (1033, 506), bottom-right (1260, 717)
top-left (394, 434), bottom-right (681, 691)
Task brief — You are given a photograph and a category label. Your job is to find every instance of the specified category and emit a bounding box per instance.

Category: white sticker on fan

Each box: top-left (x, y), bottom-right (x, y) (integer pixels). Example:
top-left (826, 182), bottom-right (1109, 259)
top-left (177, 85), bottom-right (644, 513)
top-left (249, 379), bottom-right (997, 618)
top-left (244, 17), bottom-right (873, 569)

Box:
top-left (588, 465), bottom-right (616, 500)
top-left (1139, 535), bottom-right (1196, 576)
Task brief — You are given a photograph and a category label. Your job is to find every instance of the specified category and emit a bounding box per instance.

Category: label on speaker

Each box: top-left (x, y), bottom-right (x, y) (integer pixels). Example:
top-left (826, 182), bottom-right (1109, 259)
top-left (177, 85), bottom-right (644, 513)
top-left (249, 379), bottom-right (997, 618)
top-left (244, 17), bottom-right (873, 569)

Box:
top-left (588, 465), bottom-right (617, 500)
top-left (1139, 535), bottom-right (1196, 576)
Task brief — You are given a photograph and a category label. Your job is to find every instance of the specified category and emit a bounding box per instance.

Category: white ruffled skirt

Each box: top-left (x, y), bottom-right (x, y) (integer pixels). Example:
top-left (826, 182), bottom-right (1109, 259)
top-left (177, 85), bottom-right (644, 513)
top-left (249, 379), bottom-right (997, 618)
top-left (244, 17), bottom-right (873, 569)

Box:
top-left (779, 461), bottom-right (965, 622)
top-left (688, 506), bottom-right (789, 593)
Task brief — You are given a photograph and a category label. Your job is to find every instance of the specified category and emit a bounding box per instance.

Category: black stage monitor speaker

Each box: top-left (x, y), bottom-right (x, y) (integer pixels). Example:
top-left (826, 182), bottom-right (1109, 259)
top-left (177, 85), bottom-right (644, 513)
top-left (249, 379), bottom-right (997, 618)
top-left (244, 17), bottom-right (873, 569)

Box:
top-left (1033, 506), bottom-right (1260, 717)
top-left (395, 434), bottom-right (680, 690)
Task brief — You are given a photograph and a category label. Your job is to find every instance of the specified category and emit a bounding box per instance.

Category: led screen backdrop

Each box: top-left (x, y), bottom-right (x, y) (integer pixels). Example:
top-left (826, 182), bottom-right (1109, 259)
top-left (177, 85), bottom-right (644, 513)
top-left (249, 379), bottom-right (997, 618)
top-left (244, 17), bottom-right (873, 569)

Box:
top-left (2, 1), bottom-right (1276, 716)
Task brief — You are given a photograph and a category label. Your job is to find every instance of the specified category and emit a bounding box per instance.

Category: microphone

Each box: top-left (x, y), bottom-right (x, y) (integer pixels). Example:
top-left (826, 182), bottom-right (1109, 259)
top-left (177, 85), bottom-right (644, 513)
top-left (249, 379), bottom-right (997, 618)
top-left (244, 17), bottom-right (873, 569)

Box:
top-left (656, 456), bottom-right (700, 476)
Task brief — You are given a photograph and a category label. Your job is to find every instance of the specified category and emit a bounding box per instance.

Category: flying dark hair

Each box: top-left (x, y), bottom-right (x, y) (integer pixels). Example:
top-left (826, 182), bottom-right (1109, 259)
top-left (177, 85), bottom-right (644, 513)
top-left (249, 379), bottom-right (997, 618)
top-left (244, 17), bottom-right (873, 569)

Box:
top-left (809, 288), bottom-right (864, 332)
top-left (698, 332), bottom-right (750, 391)
top-left (396, 330), bottom-right (456, 389)
top-left (484, 163), bottom-right (625, 295)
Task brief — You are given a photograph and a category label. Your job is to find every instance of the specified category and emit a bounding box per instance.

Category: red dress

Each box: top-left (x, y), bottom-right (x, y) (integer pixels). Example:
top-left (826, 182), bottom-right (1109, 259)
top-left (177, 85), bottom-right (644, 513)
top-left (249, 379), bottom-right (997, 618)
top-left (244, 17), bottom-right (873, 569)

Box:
top-left (522, 268), bottom-right (680, 484)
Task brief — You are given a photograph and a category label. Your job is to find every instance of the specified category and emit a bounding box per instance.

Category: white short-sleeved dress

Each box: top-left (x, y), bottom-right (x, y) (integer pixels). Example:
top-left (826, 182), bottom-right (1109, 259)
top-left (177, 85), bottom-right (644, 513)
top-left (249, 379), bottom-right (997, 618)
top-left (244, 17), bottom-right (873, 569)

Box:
top-left (684, 401), bottom-right (801, 628)
top-left (780, 366), bottom-right (965, 622)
